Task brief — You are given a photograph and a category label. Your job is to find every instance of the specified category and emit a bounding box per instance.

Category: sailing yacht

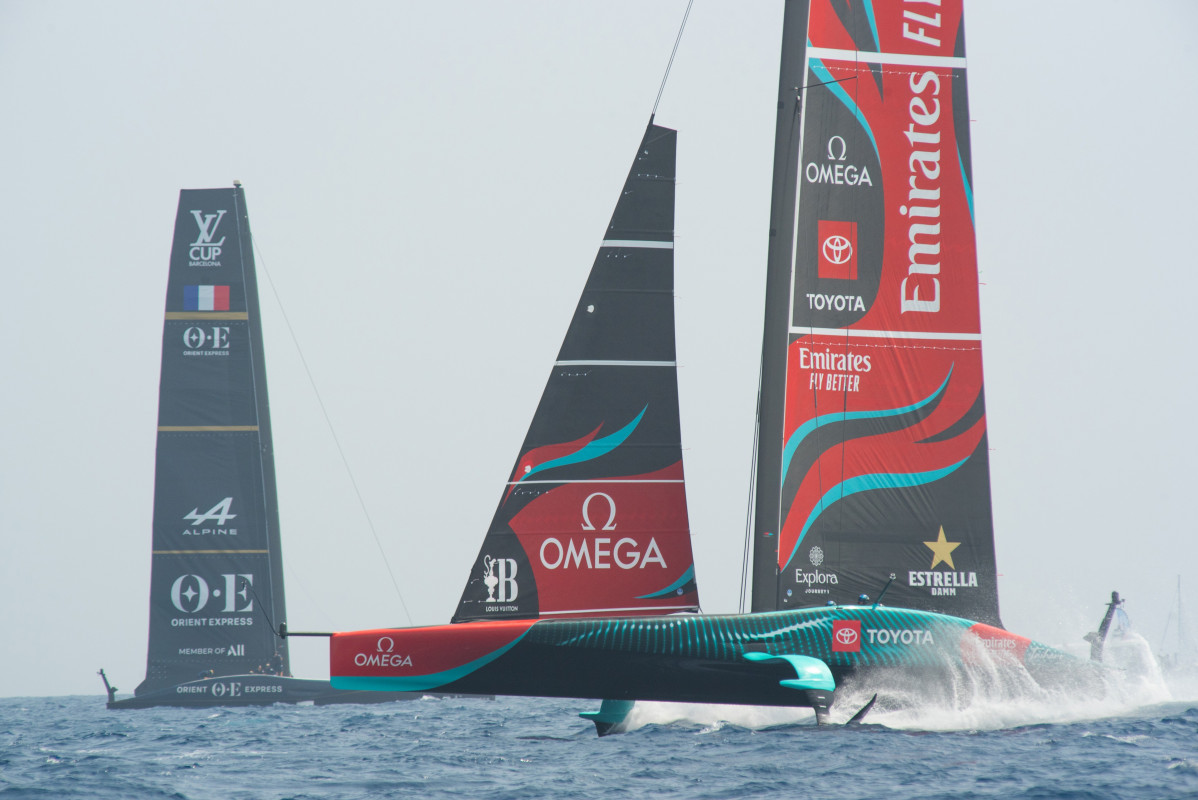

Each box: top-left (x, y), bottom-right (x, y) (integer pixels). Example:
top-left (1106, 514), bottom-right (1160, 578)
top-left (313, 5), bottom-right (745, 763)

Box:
top-left (327, 0), bottom-right (1106, 732)
top-left (102, 184), bottom-right (419, 708)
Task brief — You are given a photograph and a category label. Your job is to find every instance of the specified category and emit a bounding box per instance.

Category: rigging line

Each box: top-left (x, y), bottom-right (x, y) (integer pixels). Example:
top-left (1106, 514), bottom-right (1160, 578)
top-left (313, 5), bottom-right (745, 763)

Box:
top-left (651, 0), bottom-right (694, 117)
top-left (240, 577), bottom-right (278, 641)
top-left (739, 374), bottom-right (764, 615)
top-left (801, 76), bottom-right (856, 92)
top-left (252, 238), bottom-right (414, 627)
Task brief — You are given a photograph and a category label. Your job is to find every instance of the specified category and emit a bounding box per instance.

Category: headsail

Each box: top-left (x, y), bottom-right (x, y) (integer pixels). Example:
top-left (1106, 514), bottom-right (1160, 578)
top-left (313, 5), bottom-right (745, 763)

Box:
top-left (136, 185), bottom-right (290, 694)
top-left (453, 123), bottom-right (699, 622)
top-left (752, 0), bottom-right (1001, 626)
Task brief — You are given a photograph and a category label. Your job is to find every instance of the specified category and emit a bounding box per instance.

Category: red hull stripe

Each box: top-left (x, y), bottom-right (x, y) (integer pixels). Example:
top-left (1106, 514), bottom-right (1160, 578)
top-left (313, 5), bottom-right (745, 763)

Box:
top-left (331, 620), bottom-right (536, 691)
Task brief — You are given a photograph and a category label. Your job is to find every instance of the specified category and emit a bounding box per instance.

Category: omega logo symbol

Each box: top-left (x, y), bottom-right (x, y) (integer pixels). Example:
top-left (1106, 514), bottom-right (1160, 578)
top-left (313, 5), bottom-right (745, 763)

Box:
top-left (835, 627), bottom-right (859, 646)
top-left (377, 637), bottom-right (394, 653)
top-left (581, 492), bottom-right (617, 531)
top-left (826, 135), bottom-right (847, 161)
top-left (822, 235), bottom-right (853, 265)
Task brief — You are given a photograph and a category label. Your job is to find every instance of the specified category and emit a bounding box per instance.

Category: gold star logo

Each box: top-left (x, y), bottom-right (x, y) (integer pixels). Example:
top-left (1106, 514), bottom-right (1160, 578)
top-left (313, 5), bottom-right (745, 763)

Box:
top-left (923, 526), bottom-right (960, 570)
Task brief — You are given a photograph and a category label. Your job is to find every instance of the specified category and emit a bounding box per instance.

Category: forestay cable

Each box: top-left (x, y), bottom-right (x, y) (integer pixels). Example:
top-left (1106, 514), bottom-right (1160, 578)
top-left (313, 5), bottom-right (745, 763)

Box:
top-left (652, 0), bottom-right (695, 118)
top-left (253, 238), bottom-right (414, 627)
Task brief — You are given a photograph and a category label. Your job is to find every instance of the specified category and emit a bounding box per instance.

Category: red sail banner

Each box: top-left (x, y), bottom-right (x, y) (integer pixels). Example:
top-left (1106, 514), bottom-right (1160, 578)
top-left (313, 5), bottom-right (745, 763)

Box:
top-left (770, 0), bottom-right (1001, 625)
top-left (506, 463), bottom-right (696, 617)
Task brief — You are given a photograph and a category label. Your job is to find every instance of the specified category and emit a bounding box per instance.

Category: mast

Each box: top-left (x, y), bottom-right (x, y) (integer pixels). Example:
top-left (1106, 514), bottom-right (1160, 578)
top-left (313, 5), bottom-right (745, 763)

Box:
top-left (751, 1), bottom-right (1002, 625)
top-left (751, 0), bottom-right (811, 613)
top-left (234, 183), bottom-right (290, 673)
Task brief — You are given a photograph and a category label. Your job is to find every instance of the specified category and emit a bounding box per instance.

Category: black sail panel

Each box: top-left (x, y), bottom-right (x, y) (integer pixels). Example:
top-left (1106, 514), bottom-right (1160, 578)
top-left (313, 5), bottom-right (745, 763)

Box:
top-left (454, 125), bottom-right (699, 622)
top-left (753, 1), bottom-right (1002, 626)
top-left (136, 186), bottom-right (289, 694)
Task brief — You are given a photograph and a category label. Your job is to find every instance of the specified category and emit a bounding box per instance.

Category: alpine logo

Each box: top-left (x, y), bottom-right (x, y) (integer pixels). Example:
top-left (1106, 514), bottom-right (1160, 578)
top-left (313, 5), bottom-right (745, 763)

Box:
top-left (189, 209), bottom-right (227, 266)
top-left (183, 497), bottom-right (237, 536)
top-left (817, 219), bottom-right (857, 280)
top-left (832, 619), bottom-right (861, 652)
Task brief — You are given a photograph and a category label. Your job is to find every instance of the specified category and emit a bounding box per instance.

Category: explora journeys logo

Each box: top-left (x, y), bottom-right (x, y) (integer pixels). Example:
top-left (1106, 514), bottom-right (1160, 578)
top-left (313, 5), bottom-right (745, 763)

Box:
top-left (189, 209), bottom-right (227, 266)
top-left (794, 546), bottom-right (837, 593)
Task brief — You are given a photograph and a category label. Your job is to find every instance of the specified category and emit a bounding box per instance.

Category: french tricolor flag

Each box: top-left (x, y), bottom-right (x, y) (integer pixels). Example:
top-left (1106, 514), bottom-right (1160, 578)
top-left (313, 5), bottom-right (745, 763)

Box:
top-left (184, 285), bottom-right (231, 311)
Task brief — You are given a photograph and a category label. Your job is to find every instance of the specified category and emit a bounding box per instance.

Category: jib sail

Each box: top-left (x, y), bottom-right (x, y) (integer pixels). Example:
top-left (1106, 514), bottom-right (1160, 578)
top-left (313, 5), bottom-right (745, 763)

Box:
top-left (453, 124), bottom-right (699, 622)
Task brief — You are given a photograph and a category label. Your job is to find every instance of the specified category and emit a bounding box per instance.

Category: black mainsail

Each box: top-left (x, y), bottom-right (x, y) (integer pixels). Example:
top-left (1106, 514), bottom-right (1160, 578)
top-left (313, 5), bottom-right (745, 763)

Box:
top-left (140, 184), bottom-right (291, 693)
top-left (108, 185), bottom-right (344, 707)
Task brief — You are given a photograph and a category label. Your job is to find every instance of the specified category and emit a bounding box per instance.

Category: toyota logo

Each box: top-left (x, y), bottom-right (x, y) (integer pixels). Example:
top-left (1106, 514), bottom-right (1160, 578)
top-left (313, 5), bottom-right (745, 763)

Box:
top-left (822, 234), bottom-right (853, 265)
top-left (835, 627), bottom-right (859, 646)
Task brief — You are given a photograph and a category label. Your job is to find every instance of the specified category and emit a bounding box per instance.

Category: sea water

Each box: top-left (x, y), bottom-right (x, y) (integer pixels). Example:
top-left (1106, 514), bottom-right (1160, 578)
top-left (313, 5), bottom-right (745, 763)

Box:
top-left (3, 635), bottom-right (1197, 800)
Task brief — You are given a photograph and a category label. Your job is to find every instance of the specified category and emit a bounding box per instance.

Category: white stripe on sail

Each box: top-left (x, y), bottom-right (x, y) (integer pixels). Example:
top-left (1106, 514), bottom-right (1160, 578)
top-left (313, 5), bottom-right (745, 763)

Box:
top-left (507, 479), bottom-right (685, 486)
top-left (600, 239), bottom-right (673, 249)
top-left (807, 47), bottom-right (966, 69)
top-left (792, 327), bottom-right (982, 342)
top-left (555, 360), bottom-right (675, 367)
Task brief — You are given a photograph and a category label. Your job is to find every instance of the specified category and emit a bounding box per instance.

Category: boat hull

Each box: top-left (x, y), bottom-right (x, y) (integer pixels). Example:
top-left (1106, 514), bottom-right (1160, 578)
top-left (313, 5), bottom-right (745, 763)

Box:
top-left (330, 606), bottom-right (1099, 710)
top-left (106, 674), bottom-right (424, 709)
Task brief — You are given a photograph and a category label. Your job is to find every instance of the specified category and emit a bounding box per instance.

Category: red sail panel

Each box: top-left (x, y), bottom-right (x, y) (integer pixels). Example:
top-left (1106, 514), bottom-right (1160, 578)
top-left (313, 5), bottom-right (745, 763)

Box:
top-left (797, 3), bottom-right (978, 337)
top-left (506, 463), bottom-right (697, 617)
top-left (809, 1), bottom-right (964, 59)
top-left (780, 334), bottom-right (986, 567)
top-left (765, 0), bottom-right (1001, 625)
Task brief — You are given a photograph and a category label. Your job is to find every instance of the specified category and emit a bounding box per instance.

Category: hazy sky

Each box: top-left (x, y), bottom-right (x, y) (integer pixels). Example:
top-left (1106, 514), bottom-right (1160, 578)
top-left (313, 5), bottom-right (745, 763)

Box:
top-left (2, 1), bottom-right (1196, 699)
